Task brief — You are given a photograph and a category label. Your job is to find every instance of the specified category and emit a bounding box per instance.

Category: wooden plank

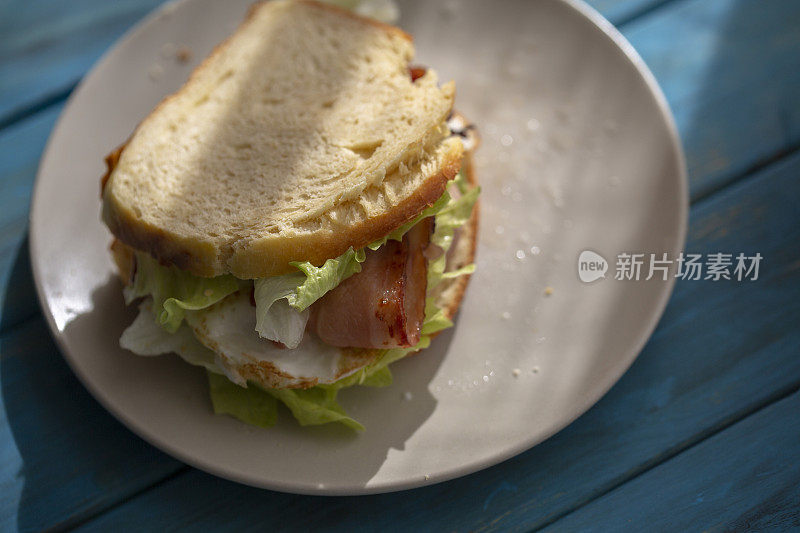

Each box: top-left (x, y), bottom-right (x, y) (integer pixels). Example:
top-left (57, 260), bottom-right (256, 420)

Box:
top-left (72, 150), bottom-right (800, 532)
top-left (0, 0), bottom-right (163, 124)
top-left (0, 0), bottom-right (649, 128)
top-left (0, 317), bottom-right (184, 532)
top-left (623, 0), bottom-right (800, 200)
top-left (542, 392), bottom-right (800, 532)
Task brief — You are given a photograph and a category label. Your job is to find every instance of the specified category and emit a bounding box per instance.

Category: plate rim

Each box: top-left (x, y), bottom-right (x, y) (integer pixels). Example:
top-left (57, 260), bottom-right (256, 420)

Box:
top-left (29, 0), bottom-right (688, 495)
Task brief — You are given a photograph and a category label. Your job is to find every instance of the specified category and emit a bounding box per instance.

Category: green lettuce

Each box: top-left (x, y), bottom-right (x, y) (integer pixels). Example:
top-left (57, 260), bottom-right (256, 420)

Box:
top-left (125, 252), bottom-right (243, 333)
top-left (366, 192), bottom-right (451, 250)
top-left (252, 272), bottom-right (309, 349)
top-left (207, 371), bottom-right (363, 430)
top-left (207, 372), bottom-right (279, 427)
top-left (253, 248), bottom-right (366, 347)
top-left (428, 172), bottom-right (481, 290)
top-left (265, 387), bottom-right (364, 431)
top-left (289, 247), bottom-right (367, 310)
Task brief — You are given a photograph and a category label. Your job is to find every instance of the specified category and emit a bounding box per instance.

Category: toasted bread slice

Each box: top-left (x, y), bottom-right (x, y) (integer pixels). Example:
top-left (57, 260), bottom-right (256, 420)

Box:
top-left (102, 0), bottom-right (462, 279)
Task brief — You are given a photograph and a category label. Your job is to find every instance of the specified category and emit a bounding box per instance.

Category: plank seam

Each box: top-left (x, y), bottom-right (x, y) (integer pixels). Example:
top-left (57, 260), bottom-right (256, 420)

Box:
top-left (691, 141), bottom-right (800, 206)
top-left (0, 310), bottom-right (41, 339)
top-left (528, 381), bottom-right (800, 532)
top-left (0, 81), bottom-right (77, 133)
top-left (49, 465), bottom-right (190, 532)
top-left (615, 0), bottom-right (683, 27)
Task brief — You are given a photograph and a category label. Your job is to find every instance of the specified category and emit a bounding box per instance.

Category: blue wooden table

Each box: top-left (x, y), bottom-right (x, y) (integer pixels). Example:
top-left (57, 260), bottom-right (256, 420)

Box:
top-left (1, 0), bottom-right (799, 530)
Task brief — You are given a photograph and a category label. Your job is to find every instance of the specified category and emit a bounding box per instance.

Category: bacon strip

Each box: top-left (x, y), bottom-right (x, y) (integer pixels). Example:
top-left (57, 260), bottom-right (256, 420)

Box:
top-left (309, 218), bottom-right (433, 349)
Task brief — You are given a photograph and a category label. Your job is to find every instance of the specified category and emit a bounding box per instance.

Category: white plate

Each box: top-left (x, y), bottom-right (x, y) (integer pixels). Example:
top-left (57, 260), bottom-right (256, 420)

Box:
top-left (30, 0), bottom-right (686, 494)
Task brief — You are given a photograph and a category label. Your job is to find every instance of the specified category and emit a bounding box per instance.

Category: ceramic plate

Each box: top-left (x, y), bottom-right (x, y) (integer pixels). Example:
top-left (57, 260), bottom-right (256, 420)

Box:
top-left (30, 0), bottom-right (687, 494)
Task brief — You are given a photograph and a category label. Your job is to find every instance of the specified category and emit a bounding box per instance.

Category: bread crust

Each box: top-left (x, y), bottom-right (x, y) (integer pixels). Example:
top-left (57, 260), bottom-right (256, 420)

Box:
top-left (101, 0), bottom-right (457, 278)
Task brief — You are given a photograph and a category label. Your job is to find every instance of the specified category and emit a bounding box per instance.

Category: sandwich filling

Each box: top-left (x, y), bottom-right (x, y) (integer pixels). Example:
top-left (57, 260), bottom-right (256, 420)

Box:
top-left (119, 169), bottom-right (478, 430)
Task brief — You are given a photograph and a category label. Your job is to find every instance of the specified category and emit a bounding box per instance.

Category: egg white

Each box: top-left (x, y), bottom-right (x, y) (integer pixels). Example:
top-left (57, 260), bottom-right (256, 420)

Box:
top-left (185, 291), bottom-right (379, 388)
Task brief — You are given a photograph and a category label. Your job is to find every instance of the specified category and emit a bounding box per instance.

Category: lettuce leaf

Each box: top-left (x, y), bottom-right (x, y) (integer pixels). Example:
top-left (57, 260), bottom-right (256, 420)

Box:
top-left (428, 176), bottom-right (480, 290)
top-left (421, 298), bottom-right (454, 335)
top-left (206, 372), bottom-right (364, 430)
top-left (265, 387), bottom-right (364, 431)
top-left (253, 248), bottom-right (366, 347)
top-left (288, 247), bottom-right (366, 311)
top-left (367, 192), bottom-right (451, 250)
top-left (207, 372), bottom-right (279, 428)
top-left (126, 252), bottom-right (243, 333)
top-left (253, 272), bottom-right (309, 349)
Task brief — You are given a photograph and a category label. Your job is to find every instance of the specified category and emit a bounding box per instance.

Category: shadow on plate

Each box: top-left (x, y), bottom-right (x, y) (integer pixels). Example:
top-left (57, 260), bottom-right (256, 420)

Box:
top-left (68, 270), bottom-right (448, 488)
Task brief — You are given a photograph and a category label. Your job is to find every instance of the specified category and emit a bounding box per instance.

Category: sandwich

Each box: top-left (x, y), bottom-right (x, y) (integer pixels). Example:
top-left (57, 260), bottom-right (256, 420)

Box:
top-left (101, 0), bottom-right (480, 430)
